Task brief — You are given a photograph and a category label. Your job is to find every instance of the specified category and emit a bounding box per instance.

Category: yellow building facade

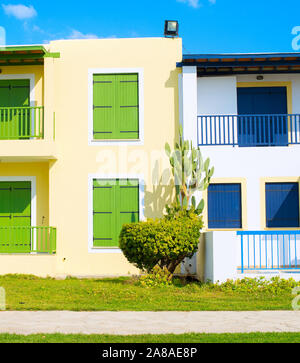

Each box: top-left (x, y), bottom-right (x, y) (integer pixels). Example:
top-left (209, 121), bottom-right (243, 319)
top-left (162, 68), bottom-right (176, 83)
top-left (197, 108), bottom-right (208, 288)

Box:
top-left (0, 38), bottom-right (182, 277)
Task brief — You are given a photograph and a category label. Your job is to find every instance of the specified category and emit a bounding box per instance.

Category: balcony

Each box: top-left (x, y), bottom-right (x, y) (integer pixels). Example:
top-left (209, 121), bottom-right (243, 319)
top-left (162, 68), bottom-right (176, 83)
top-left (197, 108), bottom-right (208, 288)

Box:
top-left (198, 114), bottom-right (300, 147)
top-left (0, 107), bottom-right (44, 140)
top-left (238, 231), bottom-right (300, 273)
top-left (0, 226), bottom-right (56, 254)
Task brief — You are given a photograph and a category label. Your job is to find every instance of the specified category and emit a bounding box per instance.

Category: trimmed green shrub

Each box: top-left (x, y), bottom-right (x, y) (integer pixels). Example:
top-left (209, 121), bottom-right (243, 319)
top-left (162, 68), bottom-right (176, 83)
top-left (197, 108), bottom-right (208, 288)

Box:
top-left (139, 266), bottom-right (173, 288)
top-left (119, 208), bottom-right (203, 274)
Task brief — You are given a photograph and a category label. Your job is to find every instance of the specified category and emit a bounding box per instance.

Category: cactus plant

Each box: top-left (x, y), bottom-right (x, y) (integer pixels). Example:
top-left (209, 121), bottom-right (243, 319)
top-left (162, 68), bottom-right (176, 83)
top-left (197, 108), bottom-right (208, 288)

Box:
top-left (165, 125), bottom-right (214, 214)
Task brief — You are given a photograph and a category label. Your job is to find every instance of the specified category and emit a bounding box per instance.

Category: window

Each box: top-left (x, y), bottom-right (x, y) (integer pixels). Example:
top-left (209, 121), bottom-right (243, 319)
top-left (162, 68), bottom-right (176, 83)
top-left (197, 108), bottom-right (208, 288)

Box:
top-left (208, 183), bottom-right (242, 229)
top-left (93, 179), bottom-right (139, 247)
top-left (237, 87), bottom-right (288, 146)
top-left (265, 182), bottom-right (299, 228)
top-left (93, 73), bottom-right (139, 140)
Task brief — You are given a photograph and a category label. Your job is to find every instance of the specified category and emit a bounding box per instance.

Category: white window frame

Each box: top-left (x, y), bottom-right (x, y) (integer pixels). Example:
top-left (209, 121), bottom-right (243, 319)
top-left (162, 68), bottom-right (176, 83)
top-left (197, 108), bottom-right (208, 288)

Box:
top-left (88, 173), bottom-right (145, 253)
top-left (88, 68), bottom-right (144, 146)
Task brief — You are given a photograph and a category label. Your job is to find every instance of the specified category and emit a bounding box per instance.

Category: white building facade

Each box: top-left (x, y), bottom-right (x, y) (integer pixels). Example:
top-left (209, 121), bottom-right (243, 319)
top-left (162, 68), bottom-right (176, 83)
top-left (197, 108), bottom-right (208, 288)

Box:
top-left (178, 53), bottom-right (300, 282)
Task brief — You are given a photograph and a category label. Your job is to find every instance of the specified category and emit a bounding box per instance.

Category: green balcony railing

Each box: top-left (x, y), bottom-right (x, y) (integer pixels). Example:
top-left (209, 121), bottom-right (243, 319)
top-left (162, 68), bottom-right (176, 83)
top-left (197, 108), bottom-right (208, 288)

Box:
top-left (0, 106), bottom-right (44, 140)
top-left (0, 226), bottom-right (56, 254)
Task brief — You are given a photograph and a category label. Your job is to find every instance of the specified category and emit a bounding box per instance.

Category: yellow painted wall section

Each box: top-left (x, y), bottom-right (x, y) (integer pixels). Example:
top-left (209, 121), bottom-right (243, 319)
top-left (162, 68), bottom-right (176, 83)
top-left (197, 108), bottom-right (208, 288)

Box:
top-left (0, 64), bottom-right (56, 158)
top-left (0, 162), bottom-right (54, 276)
top-left (42, 38), bottom-right (182, 276)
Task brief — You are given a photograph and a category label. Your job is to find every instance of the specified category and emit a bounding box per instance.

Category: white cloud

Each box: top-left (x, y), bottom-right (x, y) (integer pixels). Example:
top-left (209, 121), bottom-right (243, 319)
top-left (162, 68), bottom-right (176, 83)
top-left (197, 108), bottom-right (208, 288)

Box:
top-left (209, 0), bottom-right (216, 4)
top-left (67, 29), bottom-right (99, 40)
top-left (177, 0), bottom-right (201, 8)
top-left (2, 4), bottom-right (37, 19)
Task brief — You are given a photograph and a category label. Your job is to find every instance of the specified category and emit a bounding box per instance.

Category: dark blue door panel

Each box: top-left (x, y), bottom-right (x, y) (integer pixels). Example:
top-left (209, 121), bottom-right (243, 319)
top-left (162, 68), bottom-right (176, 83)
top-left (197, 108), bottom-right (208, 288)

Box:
top-left (266, 183), bottom-right (299, 228)
top-left (208, 183), bottom-right (242, 229)
top-left (237, 87), bottom-right (288, 146)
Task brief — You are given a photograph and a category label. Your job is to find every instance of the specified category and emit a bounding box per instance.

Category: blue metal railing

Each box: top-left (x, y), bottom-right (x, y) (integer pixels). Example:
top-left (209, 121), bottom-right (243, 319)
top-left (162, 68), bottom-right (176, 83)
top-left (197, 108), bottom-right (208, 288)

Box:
top-left (198, 114), bottom-right (300, 146)
top-left (237, 231), bottom-right (300, 273)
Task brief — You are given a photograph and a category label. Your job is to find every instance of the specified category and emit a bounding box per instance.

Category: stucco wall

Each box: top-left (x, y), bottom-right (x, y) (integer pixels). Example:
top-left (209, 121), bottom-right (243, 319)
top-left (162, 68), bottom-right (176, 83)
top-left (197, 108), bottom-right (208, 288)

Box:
top-left (191, 73), bottom-right (300, 231)
top-left (43, 38), bottom-right (182, 276)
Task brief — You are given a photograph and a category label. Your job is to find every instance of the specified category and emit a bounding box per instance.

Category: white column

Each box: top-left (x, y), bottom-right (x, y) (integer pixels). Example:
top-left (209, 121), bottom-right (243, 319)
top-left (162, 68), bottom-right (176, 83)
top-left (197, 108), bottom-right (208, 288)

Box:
top-left (181, 66), bottom-right (198, 146)
top-left (204, 231), bottom-right (238, 283)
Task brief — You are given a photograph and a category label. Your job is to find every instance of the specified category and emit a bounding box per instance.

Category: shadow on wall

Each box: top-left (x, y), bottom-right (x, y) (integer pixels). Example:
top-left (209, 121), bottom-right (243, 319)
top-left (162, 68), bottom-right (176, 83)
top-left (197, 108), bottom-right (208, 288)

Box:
top-left (144, 161), bottom-right (175, 219)
top-left (165, 69), bottom-right (180, 147)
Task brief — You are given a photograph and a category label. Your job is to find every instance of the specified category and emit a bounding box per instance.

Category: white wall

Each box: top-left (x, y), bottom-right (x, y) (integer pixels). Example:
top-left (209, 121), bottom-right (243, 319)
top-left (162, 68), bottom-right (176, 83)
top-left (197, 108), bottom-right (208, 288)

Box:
top-left (201, 145), bottom-right (300, 229)
top-left (194, 73), bottom-right (300, 230)
top-left (181, 71), bottom-right (300, 280)
top-left (204, 231), bottom-right (300, 282)
top-left (197, 76), bottom-right (237, 115)
top-left (205, 231), bottom-right (238, 283)
top-left (181, 66), bottom-right (198, 146)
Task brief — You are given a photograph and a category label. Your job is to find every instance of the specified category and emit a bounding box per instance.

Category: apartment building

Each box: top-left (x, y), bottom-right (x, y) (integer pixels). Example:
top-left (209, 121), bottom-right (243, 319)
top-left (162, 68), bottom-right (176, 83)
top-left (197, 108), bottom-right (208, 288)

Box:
top-left (0, 38), bottom-right (182, 277)
top-left (178, 53), bottom-right (300, 281)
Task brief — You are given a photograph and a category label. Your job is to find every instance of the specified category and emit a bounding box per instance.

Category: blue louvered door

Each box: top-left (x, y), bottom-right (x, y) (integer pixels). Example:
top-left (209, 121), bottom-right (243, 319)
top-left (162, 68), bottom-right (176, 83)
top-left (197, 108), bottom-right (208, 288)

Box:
top-left (237, 87), bottom-right (288, 146)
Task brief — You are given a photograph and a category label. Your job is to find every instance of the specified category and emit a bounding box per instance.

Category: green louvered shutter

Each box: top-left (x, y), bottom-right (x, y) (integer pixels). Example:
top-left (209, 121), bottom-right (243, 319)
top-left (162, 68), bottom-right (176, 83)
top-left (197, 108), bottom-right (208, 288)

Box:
top-left (93, 74), bottom-right (115, 139)
top-left (0, 181), bottom-right (31, 253)
top-left (11, 182), bottom-right (31, 252)
top-left (0, 182), bottom-right (12, 228)
top-left (0, 79), bottom-right (30, 139)
top-left (116, 74), bottom-right (139, 139)
top-left (93, 179), bottom-right (116, 247)
top-left (93, 179), bottom-right (139, 247)
top-left (0, 80), bottom-right (10, 107)
top-left (117, 179), bottom-right (139, 229)
top-left (11, 182), bottom-right (31, 227)
top-left (10, 80), bottom-right (30, 139)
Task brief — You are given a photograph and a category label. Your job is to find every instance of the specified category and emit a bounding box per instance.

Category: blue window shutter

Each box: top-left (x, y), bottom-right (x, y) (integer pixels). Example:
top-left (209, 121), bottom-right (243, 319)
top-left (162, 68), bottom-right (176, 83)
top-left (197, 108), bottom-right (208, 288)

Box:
top-left (237, 87), bottom-right (287, 115)
top-left (208, 183), bottom-right (242, 229)
top-left (266, 183), bottom-right (299, 228)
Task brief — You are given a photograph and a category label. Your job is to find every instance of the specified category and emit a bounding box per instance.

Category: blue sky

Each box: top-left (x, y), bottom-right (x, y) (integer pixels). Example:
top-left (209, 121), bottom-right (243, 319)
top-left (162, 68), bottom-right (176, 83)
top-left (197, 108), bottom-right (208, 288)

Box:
top-left (0, 0), bottom-right (300, 53)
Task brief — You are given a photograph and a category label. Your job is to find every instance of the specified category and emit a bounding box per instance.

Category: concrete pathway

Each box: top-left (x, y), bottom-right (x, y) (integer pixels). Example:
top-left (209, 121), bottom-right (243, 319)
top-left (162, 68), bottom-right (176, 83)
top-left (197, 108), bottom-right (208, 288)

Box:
top-left (0, 311), bottom-right (299, 335)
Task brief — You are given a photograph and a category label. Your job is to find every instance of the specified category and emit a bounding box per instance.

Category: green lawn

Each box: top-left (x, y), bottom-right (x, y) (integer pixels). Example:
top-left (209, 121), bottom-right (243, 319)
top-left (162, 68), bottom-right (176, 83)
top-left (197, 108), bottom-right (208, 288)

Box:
top-left (0, 332), bottom-right (299, 343)
top-left (0, 274), bottom-right (295, 311)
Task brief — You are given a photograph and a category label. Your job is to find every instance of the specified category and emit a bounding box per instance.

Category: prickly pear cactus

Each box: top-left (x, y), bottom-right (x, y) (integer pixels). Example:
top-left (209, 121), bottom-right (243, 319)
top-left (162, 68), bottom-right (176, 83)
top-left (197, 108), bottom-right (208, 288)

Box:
top-left (165, 125), bottom-right (214, 214)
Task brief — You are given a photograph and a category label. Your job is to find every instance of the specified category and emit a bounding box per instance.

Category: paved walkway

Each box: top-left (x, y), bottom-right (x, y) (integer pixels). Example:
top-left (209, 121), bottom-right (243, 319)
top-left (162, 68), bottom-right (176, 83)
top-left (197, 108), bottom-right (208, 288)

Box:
top-left (0, 311), bottom-right (299, 335)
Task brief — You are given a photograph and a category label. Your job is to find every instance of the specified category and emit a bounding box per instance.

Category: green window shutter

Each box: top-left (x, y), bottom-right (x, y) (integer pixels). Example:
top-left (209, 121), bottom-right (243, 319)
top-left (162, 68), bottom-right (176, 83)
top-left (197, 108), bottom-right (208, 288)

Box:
top-left (9, 80), bottom-right (30, 107)
top-left (0, 181), bottom-right (31, 253)
top-left (0, 80), bottom-right (11, 107)
top-left (115, 74), bottom-right (139, 140)
top-left (93, 179), bottom-right (139, 247)
top-left (10, 80), bottom-right (31, 139)
top-left (11, 182), bottom-right (31, 227)
top-left (93, 74), bottom-right (116, 140)
top-left (93, 179), bottom-right (116, 247)
top-left (11, 182), bottom-right (31, 253)
top-left (116, 179), bottom-right (139, 234)
top-left (0, 79), bottom-right (30, 139)
top-left (0, 182), bottom-right (13, 227)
